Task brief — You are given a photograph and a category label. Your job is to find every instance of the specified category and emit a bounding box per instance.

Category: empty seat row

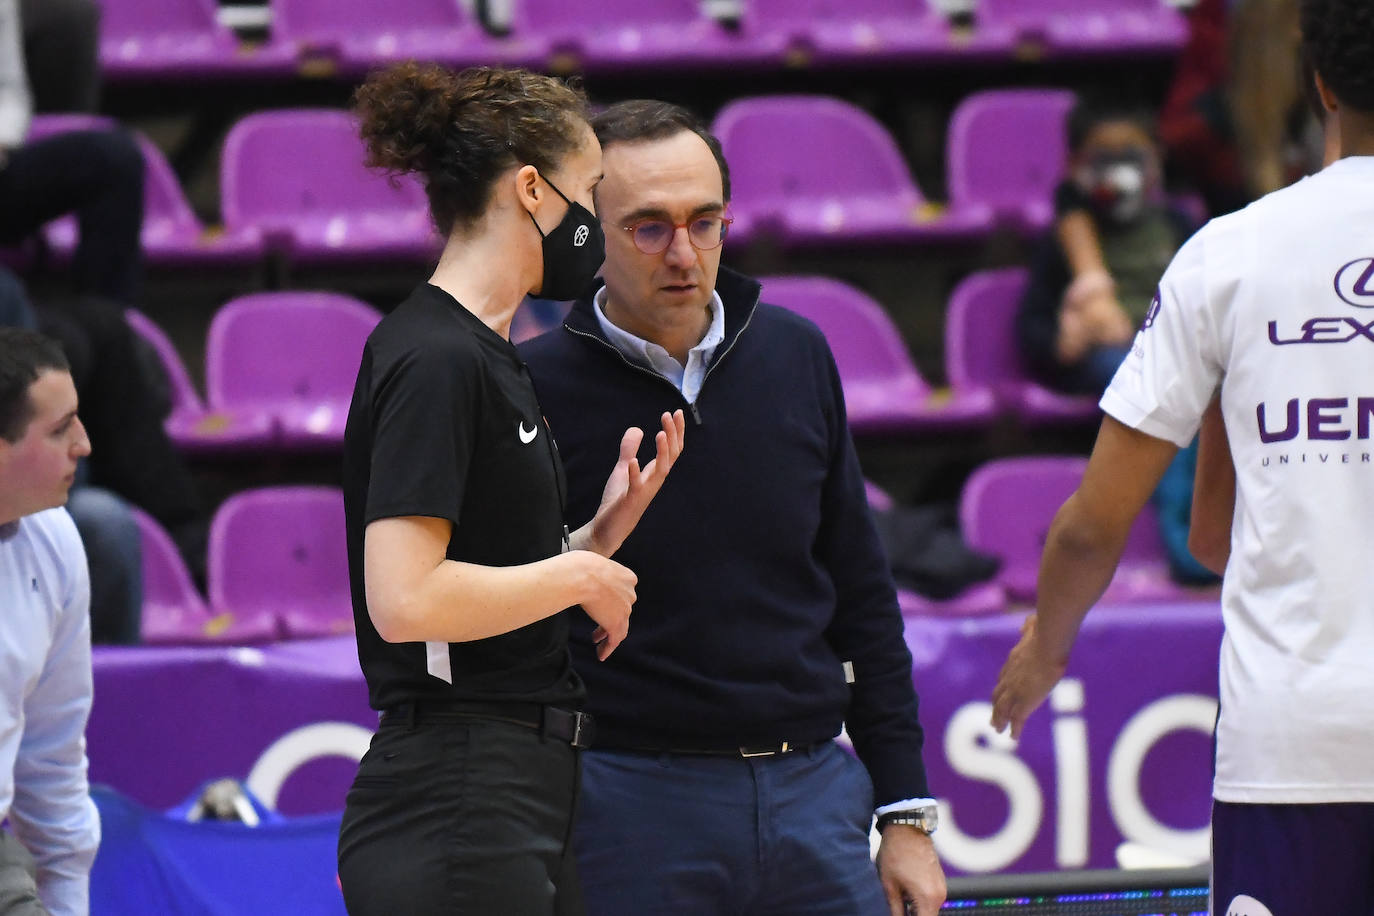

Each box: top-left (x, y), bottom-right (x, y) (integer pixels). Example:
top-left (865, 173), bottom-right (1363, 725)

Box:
top-left (135, 487), bottom-right (349, 644)
top-left (98, 0), bottom-right (1187, 81)
top-left (20, 90), bottom-right (1079, 270)
top-left (127, 293), bottom-right (380, 454)
top-left (958, 457), bottom-right (1216, 606)
top-left (125, 268), bottom-right (1096, 459)
top-left (23, 111), bottom-right (436, 267)
top-left (766, 270), bottom-right (1101, 433)
top-left (876, 458), bottom-right (1214, 619)
top-left (719, 89), bottom-right (1075, 246)
top-left (135, 455), bottom-right (1213, 646)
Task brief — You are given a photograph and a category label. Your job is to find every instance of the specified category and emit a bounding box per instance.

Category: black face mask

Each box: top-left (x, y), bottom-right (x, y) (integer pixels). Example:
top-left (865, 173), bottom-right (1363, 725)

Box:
top-left (529, 175), bottom-right (606, 301)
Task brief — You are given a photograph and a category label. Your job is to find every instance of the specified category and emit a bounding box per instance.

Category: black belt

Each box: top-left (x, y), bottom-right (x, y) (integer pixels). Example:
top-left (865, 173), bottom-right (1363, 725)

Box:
top-left (381, 700), bottom-right (595, 749)
top-left (619, 739), bottom-right (828, 759)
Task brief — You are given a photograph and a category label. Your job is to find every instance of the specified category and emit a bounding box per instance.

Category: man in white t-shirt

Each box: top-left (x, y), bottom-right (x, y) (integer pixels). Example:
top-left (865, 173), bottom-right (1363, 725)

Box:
top-left (991, 1), bottom-right (1374, 911)
top-left (0, 327), bottom-right (99, 915)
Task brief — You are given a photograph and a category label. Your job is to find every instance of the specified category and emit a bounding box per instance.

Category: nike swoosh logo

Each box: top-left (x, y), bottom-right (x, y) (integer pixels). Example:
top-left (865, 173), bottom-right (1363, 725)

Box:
top-left (519, 421), bottom-right (538, 445)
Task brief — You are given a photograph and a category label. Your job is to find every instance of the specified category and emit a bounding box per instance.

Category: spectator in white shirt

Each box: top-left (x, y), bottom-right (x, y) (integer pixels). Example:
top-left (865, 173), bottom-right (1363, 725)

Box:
top-left (0, 326), bottom-right (99, 916)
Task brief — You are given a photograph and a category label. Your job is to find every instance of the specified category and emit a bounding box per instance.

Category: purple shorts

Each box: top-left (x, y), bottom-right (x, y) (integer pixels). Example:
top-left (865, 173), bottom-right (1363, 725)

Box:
top-left (1212, 800), bottom-right (1374, 915)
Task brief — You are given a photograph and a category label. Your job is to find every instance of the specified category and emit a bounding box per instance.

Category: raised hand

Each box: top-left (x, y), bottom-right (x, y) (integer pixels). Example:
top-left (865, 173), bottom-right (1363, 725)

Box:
top-left (576, 409), bottom-right (686, 558)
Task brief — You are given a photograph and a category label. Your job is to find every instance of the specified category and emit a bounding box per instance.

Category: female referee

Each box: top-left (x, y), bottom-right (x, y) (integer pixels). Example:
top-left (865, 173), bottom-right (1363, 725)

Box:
top-left (337, 63), bottom-right (685, 915)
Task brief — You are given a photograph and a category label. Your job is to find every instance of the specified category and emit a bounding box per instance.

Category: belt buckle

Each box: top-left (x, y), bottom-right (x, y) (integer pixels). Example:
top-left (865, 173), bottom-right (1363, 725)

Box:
top-left (570, 711), bottom-right (591, 749)
top-left (739, 741), bottom-right (790, 758)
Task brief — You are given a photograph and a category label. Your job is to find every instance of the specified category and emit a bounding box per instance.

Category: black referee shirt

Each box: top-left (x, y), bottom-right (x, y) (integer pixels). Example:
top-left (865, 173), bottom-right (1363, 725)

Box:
top-left (342, 283), bottom-right (583, 711)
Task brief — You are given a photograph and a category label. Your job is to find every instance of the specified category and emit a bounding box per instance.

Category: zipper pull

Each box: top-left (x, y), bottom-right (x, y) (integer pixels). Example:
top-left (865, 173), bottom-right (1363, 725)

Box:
top-left (562, 524), bottom-right (571, 553)
top-left (689, 402), bottom-right (702, 425)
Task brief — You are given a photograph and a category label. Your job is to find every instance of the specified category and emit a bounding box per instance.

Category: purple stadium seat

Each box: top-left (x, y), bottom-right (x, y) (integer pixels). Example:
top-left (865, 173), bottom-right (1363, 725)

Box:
top-left (25, 115), bottom-right (262, 265)
top-left (960, 456), bottom-right (1082, 602)
top-left (946, 88), bottom-right (1076, 234)
top-left (205, 292), bottom-right (381, 450)
top-left (94, 0), bottom-right (293, 79)
top-left (715, 96), bottom-right (988, 246)
top-left (865, 481), bottom-right (1007, 617)
top-left (221, 110), bottom-right (440, 263)
top-left (864, 479), bottom-right (895, 512)
top-left (1111, 501), bottom-right (1220, 603)
top-left (944, 268), bottom-right (1100, 426)
top-left (748, 0), bottom-right (1014, 67)
top-left (959, 456), bottom-right (1206, 605)
top-left (124, 310), bottom-right (277, 454)
top-left (267, 0), bottom-right (539, 72)
top-left (978, 0), bottom-right (1187, 58)
top-left (762, 275), bottom-right (996, 434)
top-left (897, 585), bottom-right (1006, 618)
top-left (132, 508), bottom-right (278, 644)
top-left (209, 487), bottom-right (352, 639)
top-left (519, 0), bottom-right (785, 73)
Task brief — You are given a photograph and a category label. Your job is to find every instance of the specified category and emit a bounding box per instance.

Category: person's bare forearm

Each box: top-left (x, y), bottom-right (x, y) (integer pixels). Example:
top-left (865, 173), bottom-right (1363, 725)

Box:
top-left (1058, 210), bottom-right (1109, 277)
top-left (367, 550), bottom-right (592, 644)
top-left (1033, 493), bottom-right (1130, 662)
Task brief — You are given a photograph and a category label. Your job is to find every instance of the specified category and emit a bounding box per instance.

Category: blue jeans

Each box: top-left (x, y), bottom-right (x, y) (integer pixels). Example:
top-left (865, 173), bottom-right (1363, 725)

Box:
top-left (574, 741), bottom-right (887, 916)
top-left (66, 485), bottom-right (142, 644)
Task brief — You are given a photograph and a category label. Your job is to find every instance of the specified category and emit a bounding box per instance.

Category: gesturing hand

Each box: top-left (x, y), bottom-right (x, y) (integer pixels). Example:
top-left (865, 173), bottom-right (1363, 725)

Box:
top-left (579, 410), bottom-right (686, 558)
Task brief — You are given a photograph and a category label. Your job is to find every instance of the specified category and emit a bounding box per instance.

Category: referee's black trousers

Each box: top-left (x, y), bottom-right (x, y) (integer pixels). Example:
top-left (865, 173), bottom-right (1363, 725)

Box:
top-left (338, 713), bottom-right (584, 915)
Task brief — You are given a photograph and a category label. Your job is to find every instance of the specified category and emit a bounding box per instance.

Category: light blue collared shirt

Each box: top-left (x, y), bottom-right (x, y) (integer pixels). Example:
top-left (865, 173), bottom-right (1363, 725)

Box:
top-left (593, 286), bottom-right (725, 404)
top-left (0, 508), bottom-right (99, 916)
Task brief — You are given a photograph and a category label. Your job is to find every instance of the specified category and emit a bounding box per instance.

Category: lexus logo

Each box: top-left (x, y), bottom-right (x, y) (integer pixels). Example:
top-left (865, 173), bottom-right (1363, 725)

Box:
top-left (573, 225), bottom-right (589, 247)
top-left (1334, 257), bottom-right (1374, 308)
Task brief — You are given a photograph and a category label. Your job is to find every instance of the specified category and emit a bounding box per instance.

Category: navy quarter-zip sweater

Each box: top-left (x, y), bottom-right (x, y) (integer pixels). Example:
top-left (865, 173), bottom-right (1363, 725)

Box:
top-left (519, 267), bottom-right (930, 805)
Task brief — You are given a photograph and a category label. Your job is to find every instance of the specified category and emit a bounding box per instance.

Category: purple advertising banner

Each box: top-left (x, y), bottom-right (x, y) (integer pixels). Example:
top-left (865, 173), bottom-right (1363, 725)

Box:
top-left (87, 601), bottom-right (1223, 875)
top-left (912, 602), bottom-right (1222, 875)
top-left (87, 639), bottom-right (376, 816)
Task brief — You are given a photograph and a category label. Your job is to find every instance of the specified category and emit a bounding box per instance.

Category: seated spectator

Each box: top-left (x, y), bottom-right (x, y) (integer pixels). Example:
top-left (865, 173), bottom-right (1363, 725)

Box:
top-left (0, 325), bottom-right (101, 915)
top-left (1016, 99), bottom-right (1195, 396)
top-left (0, 0), bottom-right (144, 304)
top-left (1017, 98), bottom-right (1217, 586)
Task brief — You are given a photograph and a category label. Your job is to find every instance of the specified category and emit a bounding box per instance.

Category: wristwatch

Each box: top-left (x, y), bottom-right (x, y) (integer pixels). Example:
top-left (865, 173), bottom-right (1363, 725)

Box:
top-left (876, 803), bottom-right (939, 835)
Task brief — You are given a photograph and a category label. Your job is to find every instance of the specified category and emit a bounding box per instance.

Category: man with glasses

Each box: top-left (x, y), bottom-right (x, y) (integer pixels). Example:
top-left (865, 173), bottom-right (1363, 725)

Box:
top-left (521, 100), bottom-right (946, 916)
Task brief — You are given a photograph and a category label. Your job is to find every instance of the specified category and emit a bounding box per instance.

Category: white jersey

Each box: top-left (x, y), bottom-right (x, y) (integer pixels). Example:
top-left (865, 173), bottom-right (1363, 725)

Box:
top-left (1102, 156), bottom-right (1374, 804)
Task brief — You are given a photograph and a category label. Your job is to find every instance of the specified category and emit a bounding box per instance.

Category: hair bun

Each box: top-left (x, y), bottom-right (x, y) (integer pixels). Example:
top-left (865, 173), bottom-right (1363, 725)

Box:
top-left (353, 62), bottom-right (462, 175)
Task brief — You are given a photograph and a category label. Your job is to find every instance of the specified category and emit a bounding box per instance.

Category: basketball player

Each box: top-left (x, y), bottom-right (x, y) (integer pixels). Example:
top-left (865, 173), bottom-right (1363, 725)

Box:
top-left (991, 1), bottom-right (1374, 911)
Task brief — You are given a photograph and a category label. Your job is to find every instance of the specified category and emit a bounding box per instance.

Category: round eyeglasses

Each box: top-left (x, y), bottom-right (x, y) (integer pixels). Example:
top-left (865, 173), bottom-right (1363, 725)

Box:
top-left (620, 214), bottom-right (733, 255)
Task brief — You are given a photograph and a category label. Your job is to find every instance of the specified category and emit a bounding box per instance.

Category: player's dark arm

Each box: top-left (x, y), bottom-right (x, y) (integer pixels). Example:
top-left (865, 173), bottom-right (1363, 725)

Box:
top-left (992, 416), bottom-right (1179, 738)
top-left (1189, 397), bottom-right (1235, 575)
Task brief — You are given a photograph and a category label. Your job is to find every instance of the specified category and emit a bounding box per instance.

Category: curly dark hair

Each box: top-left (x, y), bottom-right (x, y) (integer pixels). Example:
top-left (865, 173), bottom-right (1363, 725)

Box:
top-left (353, 63), bottom-right (590, 236)
top-left (1302, 0), bottom-right (1374, 114)
top-left (590, 100), bottom-right (732, 201)
top-left (0, 328), bottom-right (69, 443)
